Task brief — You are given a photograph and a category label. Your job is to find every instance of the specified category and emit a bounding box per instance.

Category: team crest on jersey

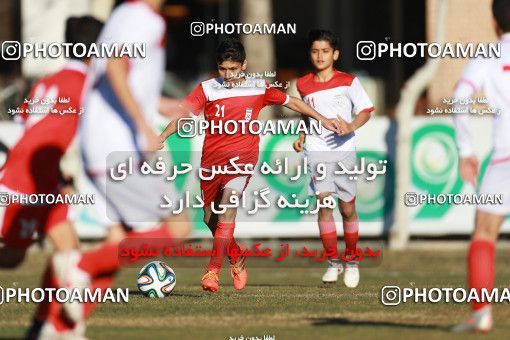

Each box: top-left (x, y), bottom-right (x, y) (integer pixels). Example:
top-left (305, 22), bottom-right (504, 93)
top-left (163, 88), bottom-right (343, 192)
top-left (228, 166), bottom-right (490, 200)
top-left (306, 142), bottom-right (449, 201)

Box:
top-left (245, 108), bottom-right (253, 120)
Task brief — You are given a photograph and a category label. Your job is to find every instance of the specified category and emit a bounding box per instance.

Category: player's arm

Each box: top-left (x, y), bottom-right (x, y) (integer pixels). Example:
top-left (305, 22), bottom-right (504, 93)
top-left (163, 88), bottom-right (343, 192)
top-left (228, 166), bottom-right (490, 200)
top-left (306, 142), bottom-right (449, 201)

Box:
top-left (158, 96), bottom-right (182, 118)
top-left (158, 103), bottom-right (191, 147)
top-left (106, 56), bottom-right (158, 151)
top-left (288, 85), bottom-right (306, 152)
top-left (452, 59), bottom-right (484, 186)
top-left (335, 110), bottom-right (371, 136)
top-left (337, 77), bottom-right (374, 135)
top-left (284, 96), bottom-right (341, 134)
top-left (293, 115), bottom-right (306, 153)
top-left (158, 84), bottom-right (206, 149)
top-left (453, 81), bottom-right (478, 186)
top-left (159, 115), bottom-right (178, 141)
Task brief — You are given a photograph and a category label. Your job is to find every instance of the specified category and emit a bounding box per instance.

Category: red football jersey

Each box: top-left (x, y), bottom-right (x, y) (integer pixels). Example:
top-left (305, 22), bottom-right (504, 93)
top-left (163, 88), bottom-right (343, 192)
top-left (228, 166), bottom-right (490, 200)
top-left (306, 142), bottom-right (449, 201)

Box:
top-left (0, 60), bottom-right (87, 194)
top-left (183, 77), bottom-right (289, 169)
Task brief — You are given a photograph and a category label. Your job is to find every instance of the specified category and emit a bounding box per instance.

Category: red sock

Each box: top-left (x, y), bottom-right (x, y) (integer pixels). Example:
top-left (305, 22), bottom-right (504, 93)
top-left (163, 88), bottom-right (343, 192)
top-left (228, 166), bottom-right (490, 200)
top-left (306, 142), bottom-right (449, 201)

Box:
top-left (468, 239), bottom-right (495, 311)
top-left (343, 220), bottom-right (359, 256)
top-left (79, 226), bottom-right (174, 277)
top-left (227, 238), bottom-right (242, 263)
top-left (206, 221), bottom-right (235, 274)
top-left (84, 274), bottom-right (115, 319)
top-left (318, 221), bottom-right (339, 261)
top-left (78, 242), bottom-right (120, 278)
top-left (207, 220), bottom-right (241, 262)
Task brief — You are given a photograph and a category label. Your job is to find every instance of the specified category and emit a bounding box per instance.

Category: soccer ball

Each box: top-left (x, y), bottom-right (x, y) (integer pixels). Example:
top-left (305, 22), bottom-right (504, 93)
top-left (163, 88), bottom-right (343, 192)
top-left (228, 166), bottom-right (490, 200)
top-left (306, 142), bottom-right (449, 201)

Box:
top-left (137, 261), bottom-right (176, 298)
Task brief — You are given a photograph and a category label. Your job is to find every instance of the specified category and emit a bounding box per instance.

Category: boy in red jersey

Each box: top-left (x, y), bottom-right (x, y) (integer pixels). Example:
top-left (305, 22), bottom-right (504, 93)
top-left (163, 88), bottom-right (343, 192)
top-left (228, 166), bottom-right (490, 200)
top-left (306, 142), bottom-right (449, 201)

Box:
top-left (293, 30), bottom-right (374, 287)
top-left (159, 38), bottom-right (343, 292)
top-left (30, 1), bottom-right (192, 338)
top-left (0, 16), bottom-right (103, 266)
top-left (0, 15), bottom-right (104, 340)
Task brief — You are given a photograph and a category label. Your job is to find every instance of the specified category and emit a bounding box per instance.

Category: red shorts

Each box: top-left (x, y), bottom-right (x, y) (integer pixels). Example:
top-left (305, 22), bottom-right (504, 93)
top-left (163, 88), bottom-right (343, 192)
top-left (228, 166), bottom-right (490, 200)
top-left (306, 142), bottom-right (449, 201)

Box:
top-left (200, 174), bottom-right (252, 207)
top-left (0, 202), bottom-right (69, 249)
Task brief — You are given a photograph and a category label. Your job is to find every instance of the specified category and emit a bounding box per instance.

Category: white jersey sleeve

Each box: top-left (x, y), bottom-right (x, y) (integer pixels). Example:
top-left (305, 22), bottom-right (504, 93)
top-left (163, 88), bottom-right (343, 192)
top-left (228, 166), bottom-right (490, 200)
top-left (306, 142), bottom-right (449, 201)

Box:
top-left (90, 1), bottom-right (166, 120)
top-left (453, 58), bottom-right (487, 157)
top-left (349, 77), bottom-right (374, 115)
top-left (103, 3), bottom-right (165, 47)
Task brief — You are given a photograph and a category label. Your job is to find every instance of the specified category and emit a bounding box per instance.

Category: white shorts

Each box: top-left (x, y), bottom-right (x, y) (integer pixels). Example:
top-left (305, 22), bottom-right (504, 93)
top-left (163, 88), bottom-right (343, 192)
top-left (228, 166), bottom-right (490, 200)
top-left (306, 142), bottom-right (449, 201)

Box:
top-left (477, 160), bottom-right (510, 216)
top-left (307, 152), bottom-right (357, 202)
top-left (83, 165), bottom-right (180, 231)
top-left (80, 89), bottom-right (179, 230)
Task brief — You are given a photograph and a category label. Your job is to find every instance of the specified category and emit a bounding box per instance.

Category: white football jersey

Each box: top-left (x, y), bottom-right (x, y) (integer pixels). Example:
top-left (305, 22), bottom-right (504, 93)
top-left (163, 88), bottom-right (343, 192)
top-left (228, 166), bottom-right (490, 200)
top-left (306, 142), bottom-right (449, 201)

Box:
top-left (453, 33), bottom-right (510, 161)
top-left (80, 1), bottom-right (167, 173)
top-left (84, 0), bottom-right (166, 123)
top-left (296, 71), bottom-right (374, 160)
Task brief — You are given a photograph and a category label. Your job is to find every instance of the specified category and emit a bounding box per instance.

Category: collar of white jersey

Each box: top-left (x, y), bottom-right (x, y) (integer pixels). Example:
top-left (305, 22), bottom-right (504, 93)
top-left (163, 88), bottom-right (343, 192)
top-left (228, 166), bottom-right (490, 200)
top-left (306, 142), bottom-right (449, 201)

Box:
top-left (63, 59), bottom-right (88, 74)
top-left (501, 32), bottom-right (510, 43)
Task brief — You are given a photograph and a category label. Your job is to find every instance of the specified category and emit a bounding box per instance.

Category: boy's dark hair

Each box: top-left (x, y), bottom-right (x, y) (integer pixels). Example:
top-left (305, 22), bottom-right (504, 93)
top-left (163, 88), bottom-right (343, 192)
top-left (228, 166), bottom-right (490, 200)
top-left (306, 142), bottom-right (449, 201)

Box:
top-left (493, 0), bottom-right (510, 32)
top-left (65, 16), bottom-right (104, 61)
top-left (308, 29), bottom-right (339, 50)
top-left (216, 38), bottom-right (246, 64)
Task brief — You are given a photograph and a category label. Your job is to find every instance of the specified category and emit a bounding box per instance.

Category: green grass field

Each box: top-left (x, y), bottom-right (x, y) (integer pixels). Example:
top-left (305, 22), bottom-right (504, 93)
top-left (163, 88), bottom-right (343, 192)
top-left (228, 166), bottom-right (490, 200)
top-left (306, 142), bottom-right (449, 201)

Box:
top-left (1, 243), bottom-right (510, 339)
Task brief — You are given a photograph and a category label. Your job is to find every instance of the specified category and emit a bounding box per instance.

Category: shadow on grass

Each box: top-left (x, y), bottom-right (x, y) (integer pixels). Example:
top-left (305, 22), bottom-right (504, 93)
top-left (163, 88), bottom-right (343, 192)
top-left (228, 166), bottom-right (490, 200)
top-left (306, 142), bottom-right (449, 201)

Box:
top-left (310, 317), bottom-right (448, 331)
top-left (248, 283), bottom-right (320, 288)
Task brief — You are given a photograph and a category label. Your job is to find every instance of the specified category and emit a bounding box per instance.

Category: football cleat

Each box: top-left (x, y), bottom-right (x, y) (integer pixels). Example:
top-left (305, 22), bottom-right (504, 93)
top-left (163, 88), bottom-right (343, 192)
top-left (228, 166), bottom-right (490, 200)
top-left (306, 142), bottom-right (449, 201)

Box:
top-left (52, 250), bottom-right (90, 323)
top-left (230, 256), bottom-right (247, 290)
top-left (322, 260), bottom-right (344, 283)
top-left (343, 260), bottom-right (360, 288)
top-left (201, 270), bottom-right (219, 293)
top-left (451, 305), bottom-right (493, 333)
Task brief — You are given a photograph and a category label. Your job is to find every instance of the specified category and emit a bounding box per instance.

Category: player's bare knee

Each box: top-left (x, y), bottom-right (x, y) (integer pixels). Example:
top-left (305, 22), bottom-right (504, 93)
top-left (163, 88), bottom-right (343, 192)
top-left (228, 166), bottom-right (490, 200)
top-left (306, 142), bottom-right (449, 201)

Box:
top-left (106, 224), bottom-right (127, 243)
top-left (217, 189), bottom-right (240, 222)
top-left (178, 217), bottom-right (192, 239)
top-left (317, 193), bottom-right (334, 219)
top-left (163, 219), bottom-right (192, 239)
top-left (218, 212), bottom-right (236, 222)
top-left (472, 224), bottom-right (498, 242)
top-left (217, 209), bottom-right (237, 223)
top-left (168, 222), bottom-right (191, 239)
top-left (316, 192), bottom-right (331, 202)
top-left (472, 210), bottom-right (504, 242)
top-left (47, 221), bottom-right (79, 252)
top-left (339, 203), bottom-right (356, 220)
top-left (162, 213), bottom-right (192, 239)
